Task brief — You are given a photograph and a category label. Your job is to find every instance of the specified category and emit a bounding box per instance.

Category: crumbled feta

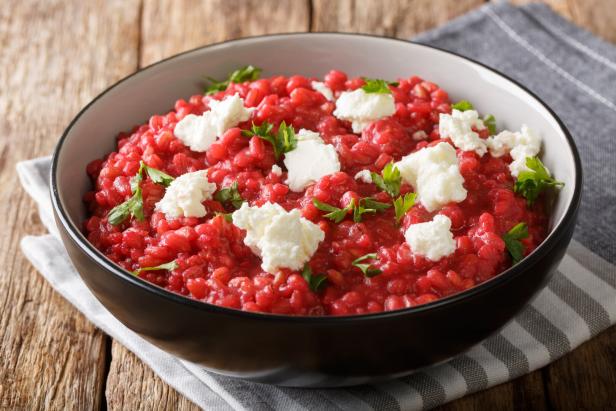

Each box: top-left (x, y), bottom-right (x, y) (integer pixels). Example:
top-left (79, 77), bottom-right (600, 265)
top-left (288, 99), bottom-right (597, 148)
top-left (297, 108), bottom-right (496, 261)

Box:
top-left (155, 170), bottom-right (217, 218)
top-left (174, 93), bottom-right (253, 152)
top-left (487, 125), bottom-right (542, 176)
top-left (439, 109), bottom-right (487, 156)
top-left (354, 169), bottom-right (373, 183)
top-left (232, 202), bottom-right (325, 273)
top-left (271, 164), bottom-right (283, 176)
top-left (311, 81), bottom-right (334, 101)
top-left (404, 214), bottom-right (456, 261)
top-left (333, 88), bottom-right (395, 133)
top-left (412, 130), bottom-right (428, 141)
top-left (395, 142), bottom-right (467, 212)
top-left (284, 129), bottom-right (340, 192)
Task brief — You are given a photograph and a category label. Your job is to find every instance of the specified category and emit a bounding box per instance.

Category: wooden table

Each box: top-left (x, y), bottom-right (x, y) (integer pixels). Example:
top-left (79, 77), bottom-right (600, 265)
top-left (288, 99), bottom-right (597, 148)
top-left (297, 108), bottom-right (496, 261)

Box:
top-left (1, 1), bottom-right (614, 409)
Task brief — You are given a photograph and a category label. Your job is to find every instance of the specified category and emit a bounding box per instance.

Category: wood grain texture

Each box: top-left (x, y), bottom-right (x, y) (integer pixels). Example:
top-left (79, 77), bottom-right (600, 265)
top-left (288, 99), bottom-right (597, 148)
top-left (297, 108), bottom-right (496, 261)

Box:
top-left (312, 0), bottom-right (485, 38)
top-left (0, 0), bottom-right (140, 410)
top-left (2, 1), bottom-right (615, 410)
top-left (105, 342), bottom-right (200, 411)
top-left (140, 0), bottom-right (311, 67)
top-left (104, 1), bottom-right (310, 409)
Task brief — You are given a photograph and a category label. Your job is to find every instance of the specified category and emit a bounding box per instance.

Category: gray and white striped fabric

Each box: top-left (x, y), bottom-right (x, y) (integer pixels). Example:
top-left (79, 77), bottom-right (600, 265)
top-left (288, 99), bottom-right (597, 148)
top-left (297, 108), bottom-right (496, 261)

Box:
top-left (18, 2), bottom-right (616, 410)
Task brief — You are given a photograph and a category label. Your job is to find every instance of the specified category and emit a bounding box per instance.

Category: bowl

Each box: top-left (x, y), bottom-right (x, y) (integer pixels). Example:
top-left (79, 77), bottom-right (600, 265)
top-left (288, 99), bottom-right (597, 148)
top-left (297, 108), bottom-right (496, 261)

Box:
top-left (51, 33), bottom-right (582, 387)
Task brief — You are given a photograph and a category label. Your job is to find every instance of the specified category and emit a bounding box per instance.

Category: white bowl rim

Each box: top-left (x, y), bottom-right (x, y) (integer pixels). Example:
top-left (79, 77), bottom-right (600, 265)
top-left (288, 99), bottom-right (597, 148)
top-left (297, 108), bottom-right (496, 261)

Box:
top-left (50, 32), bottom-right (583, 323)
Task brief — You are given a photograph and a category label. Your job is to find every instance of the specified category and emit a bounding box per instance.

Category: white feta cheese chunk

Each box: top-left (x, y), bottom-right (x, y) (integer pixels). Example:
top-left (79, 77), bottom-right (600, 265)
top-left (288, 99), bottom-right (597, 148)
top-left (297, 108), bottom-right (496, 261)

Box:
top-left (155, 170), bottom-right (217, 218)
top-left (395, 142), bottom-right (467, 212)
top-left (438, 109), bottom-right (487, 156)
top-left (232, 202), bottom-right (325, 273)
top-left (271, 164), bottom-right (283, 176)
top-left (412, 130), bottom-right (428, 141)
top-left (333, 88), bottom-right (395, 133)
top-left (487, 125), bottom-right (542, 176)
top-left (404, 214), bottom-right (456, 261)
top-left (354, 169), bottom-right (373, 183)
top-left (174, 93), bottom-right (253, 152)
top-left (284, 129), bottom-right (341, 192)
top-left (311, 81), bottom-right (334, 101)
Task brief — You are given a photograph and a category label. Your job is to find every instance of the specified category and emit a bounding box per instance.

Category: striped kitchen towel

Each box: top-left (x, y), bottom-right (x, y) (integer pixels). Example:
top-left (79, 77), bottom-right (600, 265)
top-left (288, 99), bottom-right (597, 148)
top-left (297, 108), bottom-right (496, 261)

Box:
top-left (17, 1), bottom-right (616, 410)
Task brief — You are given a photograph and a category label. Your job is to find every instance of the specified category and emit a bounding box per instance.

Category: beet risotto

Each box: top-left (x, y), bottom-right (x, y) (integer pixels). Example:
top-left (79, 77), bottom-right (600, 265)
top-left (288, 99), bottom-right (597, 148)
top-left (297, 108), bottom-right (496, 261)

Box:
top-left (83, 67), bottom-right (564, 316)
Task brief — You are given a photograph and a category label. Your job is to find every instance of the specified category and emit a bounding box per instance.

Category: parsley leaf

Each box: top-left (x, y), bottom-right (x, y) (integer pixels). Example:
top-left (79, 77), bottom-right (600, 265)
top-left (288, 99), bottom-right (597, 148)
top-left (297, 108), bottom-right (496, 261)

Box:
top-left (353, 198), bottom-right (390, 223)
top-left (351, 253), bottom-right (382, 278)
top-left (214, 212), bottom-right (233, 223)
top-left (451, 100), bottom-right (474, 111)
top-left (204, 65), bottom-right (262, 94)
top-left (503, 222), bottom-right (529, 264)
top-left (483, 114), bottom-right (497, 135)
top-left (370, 162), bottom-right (401, 197)
top-left (108, 161), bottom-right (174, 226)
top-left (313, 197), bottom-right (389, 224)
top-left (214, 182), bottom-right (244, 209)
top-left (514, 157), bottom-right (564, 206)
top-left (301, 264), bottom-right (328, 293)
top-left (312, 198), bottom-right (354, 223)
top-left (393, 192), bottom-right (416, 225)
top-left (242, 121), bottom-right (296, 159)
top-left (361, 78), bottom-right (397, 94)
top-left (133, 260), bottom-right (179, 276)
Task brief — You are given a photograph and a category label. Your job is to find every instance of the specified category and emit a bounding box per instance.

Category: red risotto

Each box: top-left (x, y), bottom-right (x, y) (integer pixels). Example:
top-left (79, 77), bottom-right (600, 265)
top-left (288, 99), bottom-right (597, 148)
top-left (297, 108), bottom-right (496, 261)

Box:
top-left (84, 68), bottom-right (556, 316)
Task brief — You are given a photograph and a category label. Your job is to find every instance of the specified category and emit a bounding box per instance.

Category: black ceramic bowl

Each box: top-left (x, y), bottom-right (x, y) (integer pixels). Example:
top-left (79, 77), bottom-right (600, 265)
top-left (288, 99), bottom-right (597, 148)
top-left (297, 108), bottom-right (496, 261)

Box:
top-left (51, 33), bottom-right (582, 387)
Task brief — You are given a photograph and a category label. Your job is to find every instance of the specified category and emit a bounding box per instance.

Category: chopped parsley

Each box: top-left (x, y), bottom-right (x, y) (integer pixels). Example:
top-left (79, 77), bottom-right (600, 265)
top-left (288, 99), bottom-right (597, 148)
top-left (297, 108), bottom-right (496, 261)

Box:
top-left (361, 78), bottom-right (398, 94)
top-left (371, 162), bottom-right (401, 197)
top-left (312, 198), bottom-right (355, 223)
top-left (502, 223), bottom-right (529, 264)
top-left (514, 157), bottom-right (564, 206)
top-left (313, 197), bottom-right (390, 224)
top-left (133, 260), bottom-right (179, 276)
top-left (351, 253), bottom-right (382, 278)
top-left (301, 265), bottom-right (328, 293)
top-left (204, 65), bottom-right (262, 94)
top-left (451, 100), bottom-right (474, 111)
top-left (353, 197), bottom-right (390, 223)
top-left (214, 212), bottom-right (233, 223)
top-left (214, 181), bottom-right (244, 209)
top-left (483, 114), bottom-right (497, 135)
top-left (393, 192), bottom-right (416, 225)
top-left (108, 161), bottom-right (174, 226)
top-left (241, 120), bottom-right (297, 159)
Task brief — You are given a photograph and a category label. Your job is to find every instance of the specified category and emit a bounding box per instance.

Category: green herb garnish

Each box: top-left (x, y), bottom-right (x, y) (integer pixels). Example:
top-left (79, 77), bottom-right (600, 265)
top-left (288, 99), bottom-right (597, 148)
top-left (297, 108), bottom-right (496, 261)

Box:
top-left (214, 212), bottom-right (233, 223)
top-left (371, 162), bottom-right (402, 197)
top-left (214, 182), bottom-right (244, 209)
top-left (361, 78), bottom-right (398, 94)
top-left (351, 253), bottom-right (382, 278)
top-left (393, 192), bottom-right (416, 225)
top-left (108, 161), bottom-right (174, 225)
top-left (483, 114), bottom-right (497, 135)
top-left (301, 264), bottom-right (328, 293)
top-left (451, 100), bottom-right (474, 111)
top-left (313, 197), bottom-right (390, 224)
top-left (353, 198), bottom-right (390, 223)
top-left (312, 198), bottom-right (355, 223)
top-left (242, 121), bottom-right (297, 159)
top-left (503, 223), bottom-right (529, 264)
top-left (514, 157), bottom-right (564, 206)
top-left (133, 260), bottom-right (179, 276)
top-left (204, 65), bottom-right (262, 94)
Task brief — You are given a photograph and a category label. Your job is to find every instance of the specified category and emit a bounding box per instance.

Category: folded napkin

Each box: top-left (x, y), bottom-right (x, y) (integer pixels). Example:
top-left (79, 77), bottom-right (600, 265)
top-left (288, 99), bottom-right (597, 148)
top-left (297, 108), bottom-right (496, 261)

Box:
top-left (18, 2), bottom-right (616, 410)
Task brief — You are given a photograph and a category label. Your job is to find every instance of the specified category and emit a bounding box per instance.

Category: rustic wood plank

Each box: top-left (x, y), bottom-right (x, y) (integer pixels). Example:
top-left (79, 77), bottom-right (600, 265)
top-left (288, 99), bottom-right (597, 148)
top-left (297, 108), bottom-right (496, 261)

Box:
top-left (311, 0), bottom-right (485, 38)
top-left (139, 0), bottom-right (311, 67)
top-left (105, 343), bottom-right (201, 411)
top-left (105, 1), bottom-right (310, 409)
top-left (543, 326), bottom-right (616, 410)
top-left (436, 372), bottom-right (548, 411)
top-left (0, 0), bottom-right (141, 410)
top-left (567, 0), bottom-right (616, 43)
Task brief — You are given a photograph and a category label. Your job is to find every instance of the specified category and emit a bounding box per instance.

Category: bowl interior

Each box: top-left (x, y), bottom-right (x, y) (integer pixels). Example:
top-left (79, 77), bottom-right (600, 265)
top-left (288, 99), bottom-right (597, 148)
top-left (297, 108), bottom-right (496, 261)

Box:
top-left (55, 33), bottom-right (578, 276)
